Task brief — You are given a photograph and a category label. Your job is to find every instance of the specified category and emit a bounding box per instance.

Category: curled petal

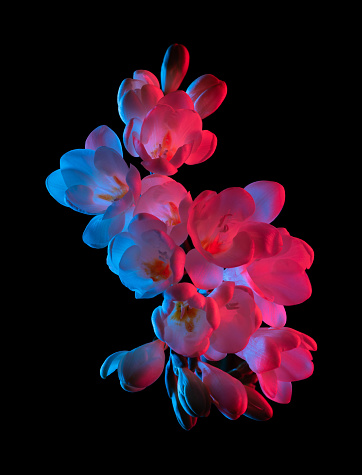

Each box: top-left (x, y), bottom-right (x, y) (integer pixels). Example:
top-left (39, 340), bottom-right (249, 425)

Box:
top-left (158, 90), bottom-right (194, 110)
top-left (100, 351), bottom-right (127, 379)
top-left (123, 118), bottom-right (142, 157)
top-left (161, 44), bottom-right (190, 94)
top-left (133, 69), bottom-right (160, 88)
top-left (276, 347), bottom-right (314, 382)
top-left (119, 90), bottom-right (146, 123)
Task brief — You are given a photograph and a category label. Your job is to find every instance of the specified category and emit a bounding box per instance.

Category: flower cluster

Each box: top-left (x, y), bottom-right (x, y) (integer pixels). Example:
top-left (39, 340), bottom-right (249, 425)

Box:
top-left (46, 44), bottom-right (316, 430)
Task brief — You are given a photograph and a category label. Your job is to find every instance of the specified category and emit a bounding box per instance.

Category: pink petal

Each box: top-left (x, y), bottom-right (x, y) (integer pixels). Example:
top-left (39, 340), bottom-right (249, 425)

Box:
top-left (185, 130), bottom-right (217, 165)
top-left (118, 340), bottom-right (165, 392)
top-left (203, 346), bottom-right (226, 361)
top-left (164, 282), bottom-right (198, 302)
top-left (140, 84), bottom-right (164, 113)
top-left (85, 125), bottom-right (123, 156)
top-left (205, 296), bottom-right (220, 330)
top-left (247, 258), bottom-right (312, 305)
top-left (271, 381), bottom-right (292, 404)
top-left (237, 334), bottom-right (281, 374)
top-left (133, 69), bottom-right (160, 88)
top-left (123, 118), bottom-right (142, 157)
top-left (208, 281), bottom-right (235, 308)
top-left (244, 181), bottom-right (285, 224)
top-left (241, 221), bottom-right (283, 259)
top-left (133, 136), bottom-right (153, 161)
top-left (275, 347), bottom-right (314, 382)
top-left (278, 229), bottom-right (314, 269)
top-left (253, 293), bottom-right (287, 327)
top-left (119, 89), bottom-right (146, 123)
top-left (243, 385), bottom-right (273, 420)
top-left (126, 164), bottom-right (141, 204)
top-left (161, 44), bottom-right (189, 94)
top-left (186, 74), bottom-right (221, 102)
top-left (198, 361), bottom-right (247, 420)
top-left (140, 174), bottom-right (174, 195)
top-left (210, 231), bottom-right (254, 268)
top-left (158, 90), bottom-right (194, 110)
top-left (117, 78), bottom-right (145, 104)
top-left (128, 212), bottom-right (167, 237)
top-left (258, 370), bottom-right (278, 399)
top-left (170, 245), bottom-right (186, 284)
top-left (169, 143), bottom-right (193, 168)
top-left (193, 81), bottom-right (227, 119)
top-left (141, 158), bottom-right (179, 176)
top-left (185, 249), bottom-right (224, 290)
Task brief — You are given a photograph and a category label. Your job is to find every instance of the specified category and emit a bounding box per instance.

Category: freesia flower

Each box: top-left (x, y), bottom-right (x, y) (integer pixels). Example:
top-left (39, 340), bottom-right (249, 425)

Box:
top-left (100, 339), bottom-right (166, 392)
top-left (107, 213), bottom-right (185, 299)
top-left (45, 125), bottom-right (141, 248)
top-left (197, 360), bottom-right (248, 420)
top-left (151, 282), bottom-right (220, 357)
top-left (187, 185), bottom-right (283, 272)
top-left (175, 366), bottom-right (211, 418)
top-left (132, 102), bottom-right (217, 175)
top-left (243, 385), bottom-right (273, 421)
top-left (134, 174), bottom-right (192, 245)
top-left (224, 228), bottom-right (314, 317)
top-left (186, 74), bottom-right (227, 119)
top-left (205, 281), bottom-right (263, 356)
top-left (165, 356), bottom-right (197, 430)
top-left (237, 327), bottom-right (317, 403)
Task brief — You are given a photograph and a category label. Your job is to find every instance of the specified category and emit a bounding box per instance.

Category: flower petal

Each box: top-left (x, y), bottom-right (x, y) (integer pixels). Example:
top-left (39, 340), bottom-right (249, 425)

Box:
top-left (247, 258), bottom-right (312, 305)
top-left (193, 81), bottom-right (227, 119)
top-left (65, 185), bottom-right (106, 214)
top-left (243, 385), bottom-right (273, 420)
top-left (141, 158), bottom-right (179, 176)
top-left (158, 90), bottom-right (194, 110)
top-left (45, 169), bottom-right (68, 206)
top-left (119, 89), bottom-right (146, 123)
top-left (170, 245), bottom-right (186, 284)
top-left (82, 213), bottom-right (126, 249)
top-left (253, 292), bottom-right (287, 327)
top-left (275, 347), bottom-right (314, 382)
top-left (185, 130), bottom-right (217, 165)
top-left (123, 118), bottom-right (142, 157)
top-left (118, 340), bottom-right (166, 392)
top-left (133, 69), bottom-right (160, 88)
top-left (244, 181), bottom-right (285, 224)
top-left (241, 221), bottom-right (283, 259)
top-left (198, 361), bottom-right (247, 420)
top-left (85, 125), bottom-right (123, 156)
top-left (185, 248), bottom-right (223, 290)
top-left (100, 351), bottom-right (127, 379)
top-left (161, 44), bottom-right (190, 94)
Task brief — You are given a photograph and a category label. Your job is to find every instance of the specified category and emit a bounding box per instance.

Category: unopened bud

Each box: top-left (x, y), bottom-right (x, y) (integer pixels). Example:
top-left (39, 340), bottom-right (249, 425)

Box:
top-left (161, 44), bottom-right (190, 94)
top-left (243, 385), bottom-right (273, 421)
top-left (176, 367), bottom-right (211, 418)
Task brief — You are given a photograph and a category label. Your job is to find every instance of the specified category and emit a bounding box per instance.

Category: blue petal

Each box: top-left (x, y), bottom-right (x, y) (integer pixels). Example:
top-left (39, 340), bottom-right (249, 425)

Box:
top-left (100, 351), bottom-right (127, 379)
top-left (45, 169), bottom-right (68, 206)
top-left (83, 214), bottom-right (126, 249)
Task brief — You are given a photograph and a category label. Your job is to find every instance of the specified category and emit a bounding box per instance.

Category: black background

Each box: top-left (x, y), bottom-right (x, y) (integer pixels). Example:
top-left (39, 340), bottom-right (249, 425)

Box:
top-left (36, 10), bottom-right (334, 459)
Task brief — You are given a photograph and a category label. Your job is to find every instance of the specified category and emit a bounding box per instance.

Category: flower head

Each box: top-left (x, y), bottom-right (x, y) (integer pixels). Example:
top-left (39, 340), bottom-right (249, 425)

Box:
top-left (46, 125), bottom-right (141, 248)
top-left (107, 213), bottom-right (185, 299)
top-left (100, 339), bottom-right (166, 392)
top-left (151, 282), bottom-right (220, 357)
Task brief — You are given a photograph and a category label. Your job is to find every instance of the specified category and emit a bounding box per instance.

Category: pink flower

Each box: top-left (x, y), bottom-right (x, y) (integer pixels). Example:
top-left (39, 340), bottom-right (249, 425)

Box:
top-left (186, 74), bottom-right (227, 119)
top-left (45, 125), bottom-right (141, 248)
top-left (237, 327), bottom-right (317, 403)
top-left (187, 185), bottom-right (283, 272)
top-left (107, 213), bottom-right (185, 299)
top-left (197, 360), bottom-right (248, 420)
top-left (132, 102), bottom-right (217, 175)
top-left (224, 228), bottom-right (314, 308)
top-left (134, 174), bottom-right (193, 245)
top-left (100, 339), bottom-right (166, 392)
top-left (151, 282), bottom-right (220, 357)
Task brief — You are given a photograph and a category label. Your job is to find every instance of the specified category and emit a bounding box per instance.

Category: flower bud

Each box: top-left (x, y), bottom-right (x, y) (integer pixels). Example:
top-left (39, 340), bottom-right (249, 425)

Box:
top-left (243, 385), bottom-right (273, 421)
top-left (161, 44), bottom-right (190, 94)
top-left (171, 392), bottom-right (198, 431)
top-left (117, 339), bottom-right (166, 392)
top-left (176, 367), bottom-right (211, 418)
top-left (186, 74), bottom-right (227, 119)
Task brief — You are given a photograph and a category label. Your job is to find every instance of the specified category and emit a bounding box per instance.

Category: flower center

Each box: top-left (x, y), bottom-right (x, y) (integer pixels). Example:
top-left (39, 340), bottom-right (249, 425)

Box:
top-left (97, 175), bottom-right (129, 202)
top-left (164, 201), bottom-right (181, 226)
top-left (170, 302), bottom-right (201, 333)
top-left (150, 131), bottom-right (175, 161)
top-left (201, 213), bottom-right (234, 254)
top-left (142, 258), bottom-right (171, 282)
